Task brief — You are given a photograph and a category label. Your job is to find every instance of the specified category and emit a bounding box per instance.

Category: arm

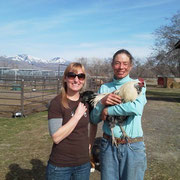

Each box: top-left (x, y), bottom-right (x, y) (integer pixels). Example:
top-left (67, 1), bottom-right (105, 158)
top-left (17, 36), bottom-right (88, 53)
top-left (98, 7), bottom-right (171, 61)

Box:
top-left (49, 102), bottom-right (87, 144)
top-left (107, 87), bottom-right (147, 116)
top-left (90, 87), bottom-right (122, 124)
top-left (90, 101), bottom-right (104, 124)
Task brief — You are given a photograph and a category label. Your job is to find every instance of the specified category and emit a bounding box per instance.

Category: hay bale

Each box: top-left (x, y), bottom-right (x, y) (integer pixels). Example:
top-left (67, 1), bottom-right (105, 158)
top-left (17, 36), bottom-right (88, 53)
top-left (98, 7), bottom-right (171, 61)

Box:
top-left (172, 81), bottom-right (180, 89)
top-left (166, 78), bottom-right (174, 88)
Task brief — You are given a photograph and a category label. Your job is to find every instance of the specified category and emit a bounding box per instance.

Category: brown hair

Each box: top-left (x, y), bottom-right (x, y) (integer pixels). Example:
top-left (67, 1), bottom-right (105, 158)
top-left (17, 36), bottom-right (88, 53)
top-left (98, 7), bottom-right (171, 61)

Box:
top-left (61, 62), bottom-right (86, 109)
top-left (112, 49), bottom-right (134, 65)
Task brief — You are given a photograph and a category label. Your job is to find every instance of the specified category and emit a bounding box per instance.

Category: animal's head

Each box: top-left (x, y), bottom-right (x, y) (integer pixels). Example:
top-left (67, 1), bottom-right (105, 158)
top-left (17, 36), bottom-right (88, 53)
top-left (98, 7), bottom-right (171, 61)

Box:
top-left (134, 78), bottom-right (145, 94)
top-left (81, 91), bottom-right (97, 103)
top-left (80, 91), bottom-right (97, 111)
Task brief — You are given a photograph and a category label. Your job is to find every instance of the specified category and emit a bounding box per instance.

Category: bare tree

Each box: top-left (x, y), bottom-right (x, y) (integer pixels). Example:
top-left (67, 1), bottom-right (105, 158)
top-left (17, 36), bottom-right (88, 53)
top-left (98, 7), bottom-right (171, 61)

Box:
top-left (76, 57), bottom-right (88, 69)
top-left (150, 11), bottom-right (180, 77)
top-left (78, 57), bottom-right (112, 78)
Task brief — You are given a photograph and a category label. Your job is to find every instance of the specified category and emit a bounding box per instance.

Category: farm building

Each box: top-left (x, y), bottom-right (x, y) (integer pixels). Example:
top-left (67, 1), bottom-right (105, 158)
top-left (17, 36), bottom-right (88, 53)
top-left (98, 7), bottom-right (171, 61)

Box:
top-left (157, 75), bottom-right (180, 88)
top-left (0, 67), bottom-right (11, 76)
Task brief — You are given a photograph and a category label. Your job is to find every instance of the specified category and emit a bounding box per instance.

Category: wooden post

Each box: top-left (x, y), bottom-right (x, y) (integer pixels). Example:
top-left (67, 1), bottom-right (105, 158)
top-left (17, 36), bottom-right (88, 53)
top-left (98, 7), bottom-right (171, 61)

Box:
top-left (57, 78), bottom-right (60, 94)
top-left (21, 79), bottom-right (24, 116)
top-left (42, 78), bottom-right (46, 100)
top-left (34, 79), bottom-right (36, 90)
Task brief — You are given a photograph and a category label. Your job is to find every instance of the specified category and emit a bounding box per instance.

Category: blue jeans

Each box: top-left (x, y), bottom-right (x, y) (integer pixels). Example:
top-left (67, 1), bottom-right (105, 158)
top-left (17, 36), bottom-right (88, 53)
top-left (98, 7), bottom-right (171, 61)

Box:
top-left (100, 137), bottom-right (147, 180)
top-left (46, 162), bottom-right (90, 180)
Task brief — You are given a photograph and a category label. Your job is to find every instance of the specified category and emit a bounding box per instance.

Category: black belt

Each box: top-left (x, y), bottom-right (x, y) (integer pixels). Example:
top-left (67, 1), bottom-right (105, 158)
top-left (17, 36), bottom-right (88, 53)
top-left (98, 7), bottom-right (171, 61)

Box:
top-left (103, 133), bottom-right (143, 144)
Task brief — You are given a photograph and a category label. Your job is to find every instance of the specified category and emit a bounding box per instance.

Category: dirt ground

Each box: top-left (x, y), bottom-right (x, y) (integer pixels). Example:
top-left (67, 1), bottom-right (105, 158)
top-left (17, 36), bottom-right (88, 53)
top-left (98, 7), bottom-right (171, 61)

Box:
top-left (90, 96), bottom-right (180, 180)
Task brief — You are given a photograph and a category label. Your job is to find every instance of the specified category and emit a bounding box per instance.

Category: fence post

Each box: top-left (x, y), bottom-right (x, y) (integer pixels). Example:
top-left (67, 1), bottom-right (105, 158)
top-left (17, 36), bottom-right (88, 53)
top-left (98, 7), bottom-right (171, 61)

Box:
top-left (42, 78), bottom-right (46, 100)
top-left (57, 78), bottom-right (60, 94)
top-left (21, 79), bottom-right (24, 116)
top-left (33, 79), bottom-right (36, 90)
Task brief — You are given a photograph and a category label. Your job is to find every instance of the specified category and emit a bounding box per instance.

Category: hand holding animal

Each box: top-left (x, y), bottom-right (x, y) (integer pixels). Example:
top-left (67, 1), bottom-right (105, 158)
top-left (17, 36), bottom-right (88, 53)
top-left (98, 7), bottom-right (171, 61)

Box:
top-left (92, 78), bottom-right (145, 107)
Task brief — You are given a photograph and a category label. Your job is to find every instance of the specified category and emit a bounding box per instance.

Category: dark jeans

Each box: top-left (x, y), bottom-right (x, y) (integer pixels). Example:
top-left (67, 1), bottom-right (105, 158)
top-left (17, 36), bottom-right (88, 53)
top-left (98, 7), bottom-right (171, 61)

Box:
top-left (46, 162), bottom-right (90, 180)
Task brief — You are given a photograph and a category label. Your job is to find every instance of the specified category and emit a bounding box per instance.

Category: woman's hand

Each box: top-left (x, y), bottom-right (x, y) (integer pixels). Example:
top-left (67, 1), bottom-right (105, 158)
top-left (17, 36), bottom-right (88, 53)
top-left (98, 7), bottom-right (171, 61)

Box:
top-left (101, 93), bottom-right (122, 121)
top-left (101, 93), bottom-right (122, 106)
top-left (74, 102), bottom-right (87, 120)
top-left (51, 102), bottom-right (87, 144)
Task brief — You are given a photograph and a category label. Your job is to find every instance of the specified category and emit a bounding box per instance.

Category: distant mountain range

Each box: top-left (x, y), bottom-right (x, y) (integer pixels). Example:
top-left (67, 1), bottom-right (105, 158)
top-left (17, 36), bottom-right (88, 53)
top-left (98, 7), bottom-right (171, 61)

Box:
top-left (2, 54), bottom-right (69, 64)
top-left (0, 54), bottom-right (71, 70)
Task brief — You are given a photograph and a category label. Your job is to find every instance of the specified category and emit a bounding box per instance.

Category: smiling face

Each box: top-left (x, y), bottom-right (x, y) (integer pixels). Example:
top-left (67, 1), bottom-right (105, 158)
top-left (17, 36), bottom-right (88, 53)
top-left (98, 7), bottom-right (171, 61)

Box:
top-left (61, 62), bottom-right (86, 108)
top-left (112, 53), bottom-right (132, 79)
top-left (65, 68), bottom-right (85, 94)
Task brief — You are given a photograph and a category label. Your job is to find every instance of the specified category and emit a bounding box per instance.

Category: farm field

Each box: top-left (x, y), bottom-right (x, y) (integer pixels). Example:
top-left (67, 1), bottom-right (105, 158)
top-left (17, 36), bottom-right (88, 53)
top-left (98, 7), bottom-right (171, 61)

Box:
top-left (0, 86), bottom-right (180, 180)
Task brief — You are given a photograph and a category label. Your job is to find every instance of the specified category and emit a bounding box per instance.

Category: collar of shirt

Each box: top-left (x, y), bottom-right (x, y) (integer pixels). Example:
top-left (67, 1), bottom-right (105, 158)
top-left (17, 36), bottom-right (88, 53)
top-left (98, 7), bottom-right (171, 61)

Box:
top-left (112, 75), bottom-right (131, 86)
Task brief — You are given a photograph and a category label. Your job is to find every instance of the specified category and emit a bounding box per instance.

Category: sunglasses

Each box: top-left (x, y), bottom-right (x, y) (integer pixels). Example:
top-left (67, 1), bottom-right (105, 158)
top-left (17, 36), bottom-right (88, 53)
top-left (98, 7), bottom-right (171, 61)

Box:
top-left (67, 72), bottom-right (86, 81)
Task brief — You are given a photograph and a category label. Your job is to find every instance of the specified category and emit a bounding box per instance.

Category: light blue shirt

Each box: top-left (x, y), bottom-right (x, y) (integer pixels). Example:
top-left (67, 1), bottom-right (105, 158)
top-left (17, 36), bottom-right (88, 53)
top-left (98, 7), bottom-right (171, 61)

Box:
top-left (90, 75), bottom-right (147, 138)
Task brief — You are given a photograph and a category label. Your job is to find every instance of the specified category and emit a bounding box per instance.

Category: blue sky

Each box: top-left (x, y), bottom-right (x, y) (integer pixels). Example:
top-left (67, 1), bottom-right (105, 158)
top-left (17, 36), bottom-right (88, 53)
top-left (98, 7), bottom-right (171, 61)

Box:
top-left (0, 0), bottom-right (179, 61)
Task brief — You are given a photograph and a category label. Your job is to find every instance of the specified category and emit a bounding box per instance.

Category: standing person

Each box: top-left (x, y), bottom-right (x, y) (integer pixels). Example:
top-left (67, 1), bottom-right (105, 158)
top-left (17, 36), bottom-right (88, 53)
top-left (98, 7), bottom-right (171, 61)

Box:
top-left (90, 49), bottom-right (147, 180)
top-left (46, 62), bottom-right (91, 180)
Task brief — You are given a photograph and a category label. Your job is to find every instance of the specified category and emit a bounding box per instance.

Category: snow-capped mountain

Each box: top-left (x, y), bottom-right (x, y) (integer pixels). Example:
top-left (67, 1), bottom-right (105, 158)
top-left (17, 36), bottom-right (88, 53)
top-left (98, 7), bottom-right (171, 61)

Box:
top-left (0, 54), bottom-right (71, 71)
top-left (48, 57), bottom-right (67, 64)
top-left (9, 54), bottom-right (46, 64)
top-left (5, 54), bottom-right (70, 64)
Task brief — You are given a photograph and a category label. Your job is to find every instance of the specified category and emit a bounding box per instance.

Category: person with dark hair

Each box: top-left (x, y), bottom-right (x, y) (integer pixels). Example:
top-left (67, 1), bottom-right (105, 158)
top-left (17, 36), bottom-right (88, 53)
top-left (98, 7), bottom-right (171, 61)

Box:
top-left (46, 62), bottom-right (91, 180)
top-left (90, 49), bottom-right (147, 180)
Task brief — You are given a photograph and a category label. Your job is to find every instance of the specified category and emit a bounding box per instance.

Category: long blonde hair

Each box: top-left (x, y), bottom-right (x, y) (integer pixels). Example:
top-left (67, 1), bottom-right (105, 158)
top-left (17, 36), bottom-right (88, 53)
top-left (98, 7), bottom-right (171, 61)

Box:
top-left (61, 62), bottom-right (86, 109)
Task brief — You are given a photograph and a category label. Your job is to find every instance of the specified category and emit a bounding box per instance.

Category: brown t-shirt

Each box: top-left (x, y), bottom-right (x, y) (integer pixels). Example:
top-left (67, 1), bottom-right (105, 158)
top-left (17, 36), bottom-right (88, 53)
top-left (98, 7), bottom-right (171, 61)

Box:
top-left (48, 94), bottom-right (90, 167)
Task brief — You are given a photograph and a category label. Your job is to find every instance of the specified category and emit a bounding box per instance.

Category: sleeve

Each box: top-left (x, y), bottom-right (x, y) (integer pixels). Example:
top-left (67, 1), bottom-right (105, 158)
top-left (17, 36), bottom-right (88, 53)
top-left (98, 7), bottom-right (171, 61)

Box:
top-left (48, 98), bottom-right (63, 136)
top-left (107, 86), bottom-right (147, 116)
top-left (48, 118), bottom-right (63, 136)
top-left (48, 98), bottom-right (62, 119)
top-left (90, 86), bottom-right (105, 124)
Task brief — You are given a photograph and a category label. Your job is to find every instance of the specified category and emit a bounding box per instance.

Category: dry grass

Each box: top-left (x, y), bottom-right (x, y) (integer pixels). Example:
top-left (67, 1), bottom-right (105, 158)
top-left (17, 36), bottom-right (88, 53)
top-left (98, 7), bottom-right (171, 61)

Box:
top-left (0, 87), bottom-right (180, 180)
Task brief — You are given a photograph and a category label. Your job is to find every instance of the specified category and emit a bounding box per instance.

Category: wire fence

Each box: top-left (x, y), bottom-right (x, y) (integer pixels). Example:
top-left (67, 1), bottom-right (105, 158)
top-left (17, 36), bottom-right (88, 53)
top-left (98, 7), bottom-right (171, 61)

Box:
top-left (0, 76), bottom-right (110, 118)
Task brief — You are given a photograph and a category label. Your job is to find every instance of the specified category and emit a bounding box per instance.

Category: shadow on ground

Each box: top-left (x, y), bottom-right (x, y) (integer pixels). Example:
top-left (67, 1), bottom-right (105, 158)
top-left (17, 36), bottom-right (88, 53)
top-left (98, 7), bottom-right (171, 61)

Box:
top-left (5, 159), bottom-right (46, 180)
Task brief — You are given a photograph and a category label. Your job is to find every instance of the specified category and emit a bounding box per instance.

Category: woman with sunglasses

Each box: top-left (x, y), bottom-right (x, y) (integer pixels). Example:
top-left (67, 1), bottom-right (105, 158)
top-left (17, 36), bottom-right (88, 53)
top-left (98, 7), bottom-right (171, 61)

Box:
top-left (46, 62), bottom-right (91, 180)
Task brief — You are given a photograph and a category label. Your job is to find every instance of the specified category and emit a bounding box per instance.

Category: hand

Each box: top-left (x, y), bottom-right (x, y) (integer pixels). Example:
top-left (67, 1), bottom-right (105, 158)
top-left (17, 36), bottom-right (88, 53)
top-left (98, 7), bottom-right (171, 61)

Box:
top-left (101, 108), bottom-right (108, 121)
top-left (75, 102), bottom-right (87, 120)
top-left (101, 93), bottom-right (122, 106)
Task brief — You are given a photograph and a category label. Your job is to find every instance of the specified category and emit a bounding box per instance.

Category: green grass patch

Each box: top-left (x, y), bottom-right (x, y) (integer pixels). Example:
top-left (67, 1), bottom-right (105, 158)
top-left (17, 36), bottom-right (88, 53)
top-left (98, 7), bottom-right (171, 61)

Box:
top-left (0, 111), bottom-right (51, 180)
top-left (147, 87), bottom-right (180, 97)
top-left (146, 87), bottom-right (180, 103)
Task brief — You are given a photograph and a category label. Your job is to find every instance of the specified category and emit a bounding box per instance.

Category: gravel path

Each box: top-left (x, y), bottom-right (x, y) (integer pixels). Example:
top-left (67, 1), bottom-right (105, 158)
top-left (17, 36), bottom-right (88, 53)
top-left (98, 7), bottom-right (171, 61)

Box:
top-left (90, 98), bottom-right (180, 180)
